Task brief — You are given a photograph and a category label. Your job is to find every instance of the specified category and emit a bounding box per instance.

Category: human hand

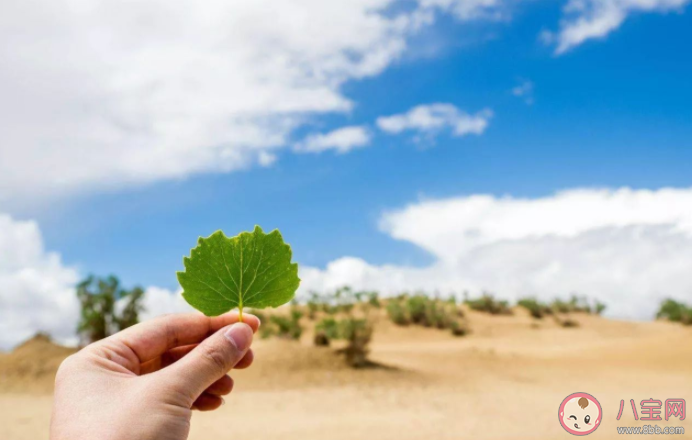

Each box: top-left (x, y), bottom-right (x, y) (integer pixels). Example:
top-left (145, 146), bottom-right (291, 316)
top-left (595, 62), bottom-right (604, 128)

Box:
top-left (50, 312), bottom-right (259, 440)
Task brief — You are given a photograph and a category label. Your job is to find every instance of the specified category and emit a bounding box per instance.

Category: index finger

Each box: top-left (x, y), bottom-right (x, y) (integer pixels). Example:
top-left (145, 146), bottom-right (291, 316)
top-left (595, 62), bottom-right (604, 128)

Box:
top-left (108, 311), bottom-right (260, 364)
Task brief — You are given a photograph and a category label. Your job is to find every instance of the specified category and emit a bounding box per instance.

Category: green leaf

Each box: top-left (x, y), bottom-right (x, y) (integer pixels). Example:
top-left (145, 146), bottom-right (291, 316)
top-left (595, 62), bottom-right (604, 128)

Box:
top-left (177, 226), bottom-right (300, 318)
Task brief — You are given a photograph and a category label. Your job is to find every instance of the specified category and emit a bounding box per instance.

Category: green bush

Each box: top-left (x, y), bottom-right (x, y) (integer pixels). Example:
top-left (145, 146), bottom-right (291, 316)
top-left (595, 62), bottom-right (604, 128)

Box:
top-left (551, 298), bottom-right (571, 314)
top-left (387, 300), bottom-right (410, 326)
top-left (406, 295), bottom-right (429, 324)
top-left (314, 316), bottom-right (339, 346)
top-left (550, 296), bottom-right (606, 315)
top-left (306, 292), bottom-right (322, 320)
top-left (517, 297), bottom-right (551, 319)
top-left (365, 291), bottom-right (381, 308)
top-left (657, 299), bottom-right (692, 325)
top-left (466, 293), bottom-right (512, 315)
top-left (569, 295), bottom-right (592, 313)
top-left (426, 300), bottom-right (455, 329)
top-left (338, 318), bottom-right (373, 368)
top-left (268, 309), bottom-right (303, 340)
top-left (449, 319), bottom-right (469, 337)
top-left (315, 317), bottom-right (339, 339)
top-left (387, 294), bottom-right (468, 332)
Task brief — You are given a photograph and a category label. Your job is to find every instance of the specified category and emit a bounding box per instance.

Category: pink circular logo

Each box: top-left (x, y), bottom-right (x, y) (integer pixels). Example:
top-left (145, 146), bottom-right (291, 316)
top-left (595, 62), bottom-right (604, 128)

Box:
top-left (559, 392), bottom-right (602, 436)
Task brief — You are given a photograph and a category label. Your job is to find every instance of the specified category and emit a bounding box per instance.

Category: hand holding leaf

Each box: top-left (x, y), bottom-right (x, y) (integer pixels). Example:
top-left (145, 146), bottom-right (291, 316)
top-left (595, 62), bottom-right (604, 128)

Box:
top-left (178, 226), bottom-right (300, 320)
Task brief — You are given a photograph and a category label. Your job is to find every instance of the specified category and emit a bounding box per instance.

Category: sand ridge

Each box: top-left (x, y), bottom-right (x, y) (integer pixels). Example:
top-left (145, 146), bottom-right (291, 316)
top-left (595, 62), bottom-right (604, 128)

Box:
top-left (1, 308), bottom-right (690, 439)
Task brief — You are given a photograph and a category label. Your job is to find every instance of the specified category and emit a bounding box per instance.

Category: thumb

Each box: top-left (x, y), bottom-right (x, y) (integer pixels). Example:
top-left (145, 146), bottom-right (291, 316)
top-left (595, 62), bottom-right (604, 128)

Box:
top-left (162, 322), bottom-right (253, 402)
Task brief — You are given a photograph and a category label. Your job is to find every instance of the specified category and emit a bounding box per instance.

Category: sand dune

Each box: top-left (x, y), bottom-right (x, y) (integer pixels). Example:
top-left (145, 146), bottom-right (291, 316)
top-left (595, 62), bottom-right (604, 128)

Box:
top-left (2, 309), bottom-right (690, 439)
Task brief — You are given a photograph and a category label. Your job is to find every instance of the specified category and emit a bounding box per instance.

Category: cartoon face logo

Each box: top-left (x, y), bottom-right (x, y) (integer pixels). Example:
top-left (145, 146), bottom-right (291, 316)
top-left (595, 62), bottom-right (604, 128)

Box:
top-left (559, 393), bottom-right (602, 436)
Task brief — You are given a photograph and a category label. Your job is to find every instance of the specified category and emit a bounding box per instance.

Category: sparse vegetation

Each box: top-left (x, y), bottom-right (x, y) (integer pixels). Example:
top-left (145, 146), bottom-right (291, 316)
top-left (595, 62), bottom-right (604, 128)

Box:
top-left (338, 317), bottom-right (374, 368)
top-left (314, 317), bottom-right (339, 346)
top-left (657, 299), bottom-right (692, 325)
top-left (465, 293), bottom-right (512, 315)
top-left (366, 291), bottom-right (381, 308)
top-left (386, 293), bottom-right (469, 336)
top-left (515, 295), bottom-right (606, 326)
top-left (517, 297), bottom-right (552, 319)
top-left (300, 287), bottom-right (378, 367)
top-left (386, 300), bottom-right (410, 325)
top-left (449, 319), bottom-right (469, 336)
top-left (257, 307), bottom-right (303, 340)
top-left (554, 315), bottom-right (580, 328)
top-left (549, 295), bottom-right (607, 317)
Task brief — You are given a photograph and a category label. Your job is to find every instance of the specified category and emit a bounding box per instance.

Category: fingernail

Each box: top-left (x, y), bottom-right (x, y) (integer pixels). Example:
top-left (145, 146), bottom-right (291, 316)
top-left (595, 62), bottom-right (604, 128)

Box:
top-left (224, 323), bottom-right (252, 351)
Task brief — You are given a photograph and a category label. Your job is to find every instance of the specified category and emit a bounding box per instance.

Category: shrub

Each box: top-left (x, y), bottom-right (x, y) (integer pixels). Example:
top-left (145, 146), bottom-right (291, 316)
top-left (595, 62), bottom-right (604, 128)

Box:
top-left (387, 300), bottom-right (410, 326)
top-left (333, 286), bottom-right (357, 314)
top-left (314, 317), bottom-right (339, 345)
top-left (550, 296), bottom-right (606, 316)
top-left (339, 318), bottom-right (373, 368)
top-left (466, 293), bottom-right (512, 315)
top-left (517, 297), bottom-right (551, 319)
top-left (426, 300), bottom-right (455, 329)
top-left (657, 299), bottom-right (692, 325)
top-left (569, 295), bottom-right (592, 313)
top-left (268, 309), bottom-right (303, 340)
top-left (248, 310), bottom-right (273, 339)
top-left (306, 292), bottom-right (322, 320)
top-left (551, 299), bottom-right (572, 314)
top-left (406, 295), bottom-right (429, 324)
top-left (316, 317), bottom-right (339, 338)
top-left (366, 291), bottom-right (381, 308)
top-left (449, 319), bottom-right (469, 337)
top-left (388, 294), bottom-right (468, 332)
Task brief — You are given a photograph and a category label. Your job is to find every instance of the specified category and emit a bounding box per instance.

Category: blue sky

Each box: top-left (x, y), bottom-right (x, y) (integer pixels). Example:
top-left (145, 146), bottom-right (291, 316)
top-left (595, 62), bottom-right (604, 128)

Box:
top-left (2, 0), bottom-right (692, 347)
top-left (30, 2), bottom-right (692, 291)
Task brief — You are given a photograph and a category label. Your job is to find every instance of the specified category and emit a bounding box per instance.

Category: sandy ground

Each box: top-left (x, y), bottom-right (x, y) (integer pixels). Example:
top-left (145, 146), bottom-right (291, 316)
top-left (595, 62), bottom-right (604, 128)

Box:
top-left (2, 309), bottom-right (691, 439)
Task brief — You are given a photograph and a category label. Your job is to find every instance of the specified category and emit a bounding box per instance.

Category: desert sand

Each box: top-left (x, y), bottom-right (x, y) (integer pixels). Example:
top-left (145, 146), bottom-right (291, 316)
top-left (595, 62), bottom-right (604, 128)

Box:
top-left (2, 308), bottom-right (691, 440)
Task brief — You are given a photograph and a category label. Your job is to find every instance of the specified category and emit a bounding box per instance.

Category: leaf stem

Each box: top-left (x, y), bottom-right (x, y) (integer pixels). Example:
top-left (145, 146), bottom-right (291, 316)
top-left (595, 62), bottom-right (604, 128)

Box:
top-left (239, 305), bottom-right (243, 322)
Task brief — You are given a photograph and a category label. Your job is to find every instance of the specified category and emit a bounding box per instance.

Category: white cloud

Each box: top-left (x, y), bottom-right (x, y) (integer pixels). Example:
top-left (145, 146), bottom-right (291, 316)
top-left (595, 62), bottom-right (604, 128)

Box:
top-left (139, 286), bottom-right (195, 320)
top-left (258, 151), bottom-right (278, 167)
top-left (301, 187), bottom-right (692, 319)
top-left (550, 0), bottom-right (690, 54)
top-left (0, 213), bottom-right (195, 349)
top-left (6, 186), bottom-right (692, 348)
top-left (418, 0), bottom-right (507, 20)
top-left (0, 214), bottom-right (80, 349)
top-left (377, 103), bottom-right (492, 142)
top-left (0, 0), bottom-right (437, 204)
top-left (294, 126), bottom-right (372, 154)
top-left (0, 0), bottom-right (688, 205)
top-left (512, 80), bottom-right (534, 105)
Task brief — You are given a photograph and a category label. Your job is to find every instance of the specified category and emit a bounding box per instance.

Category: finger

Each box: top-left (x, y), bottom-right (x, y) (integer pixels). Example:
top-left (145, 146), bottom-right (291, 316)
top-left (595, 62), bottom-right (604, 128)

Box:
top-left (108, 312), bottom-right (259, 365)
top-left (205, 375), bottom-right (234, 396)
top-left (233, 349), bottom-right (254, 369)
top-left (162, 322), bottom-right (253, 402)
top-left (140, 345), bottom-right (252, 375)
top-left (140, 344), bottom-right (197, 375)
top-left (192, 393), bottom-right (224, 412)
